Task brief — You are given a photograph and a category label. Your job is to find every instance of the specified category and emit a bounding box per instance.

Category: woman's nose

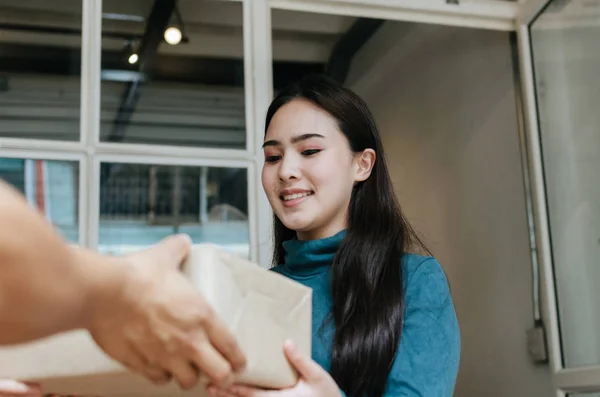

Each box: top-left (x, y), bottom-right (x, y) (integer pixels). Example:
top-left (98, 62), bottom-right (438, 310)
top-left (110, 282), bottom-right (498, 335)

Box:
top-left (278, 155), bottom-right (301, 181)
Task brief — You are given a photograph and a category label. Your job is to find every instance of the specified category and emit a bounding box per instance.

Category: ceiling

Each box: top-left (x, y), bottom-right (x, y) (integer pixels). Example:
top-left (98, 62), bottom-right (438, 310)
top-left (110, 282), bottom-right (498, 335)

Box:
top-left (1, 0), bottom-right (542, 88)
top-left (0, 0), bottom-right (361, 88)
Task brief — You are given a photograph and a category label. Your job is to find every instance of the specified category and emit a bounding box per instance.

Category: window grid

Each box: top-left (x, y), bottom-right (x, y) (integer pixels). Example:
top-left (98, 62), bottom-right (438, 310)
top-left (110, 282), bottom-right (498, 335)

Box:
top-left (0, 0), bottom-right (263, 263)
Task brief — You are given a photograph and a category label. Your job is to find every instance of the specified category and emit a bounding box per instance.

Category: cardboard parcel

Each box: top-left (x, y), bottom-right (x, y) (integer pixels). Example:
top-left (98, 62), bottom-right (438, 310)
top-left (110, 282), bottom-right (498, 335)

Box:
top-left (0, 244), bottom-right (312, 396)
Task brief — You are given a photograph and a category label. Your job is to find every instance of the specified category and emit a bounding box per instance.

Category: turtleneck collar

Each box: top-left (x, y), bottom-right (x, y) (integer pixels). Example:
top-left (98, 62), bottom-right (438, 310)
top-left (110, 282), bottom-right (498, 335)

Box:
top-left (281, 229), bottom-right (347, 276)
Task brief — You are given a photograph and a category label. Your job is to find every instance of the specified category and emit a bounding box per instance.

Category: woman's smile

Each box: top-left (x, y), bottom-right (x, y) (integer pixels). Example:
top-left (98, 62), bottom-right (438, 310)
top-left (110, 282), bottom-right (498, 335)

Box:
top-left (280, 188), bottom-right (314, 207)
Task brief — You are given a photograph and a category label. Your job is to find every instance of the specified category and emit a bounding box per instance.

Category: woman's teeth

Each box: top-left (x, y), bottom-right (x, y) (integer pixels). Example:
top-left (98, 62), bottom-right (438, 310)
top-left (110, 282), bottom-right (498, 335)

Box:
top-left (282, 192), bottom-right (312, 201)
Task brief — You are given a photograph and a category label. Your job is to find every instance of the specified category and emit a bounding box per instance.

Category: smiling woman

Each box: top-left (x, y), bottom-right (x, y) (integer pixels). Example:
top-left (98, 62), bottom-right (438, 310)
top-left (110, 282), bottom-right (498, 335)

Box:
top-left (261, 98), bottom-right (371, 241)
top-left (208, 74), bottom-right (461, 397)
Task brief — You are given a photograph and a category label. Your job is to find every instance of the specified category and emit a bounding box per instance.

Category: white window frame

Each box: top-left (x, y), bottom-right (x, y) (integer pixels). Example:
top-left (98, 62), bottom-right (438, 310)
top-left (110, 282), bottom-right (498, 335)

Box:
top-left (517, 0), bottom-right (600, 395)
top-left (268, 0), bottom-right (519, 31)
top-left (0, 0), bottom-right (273, 266)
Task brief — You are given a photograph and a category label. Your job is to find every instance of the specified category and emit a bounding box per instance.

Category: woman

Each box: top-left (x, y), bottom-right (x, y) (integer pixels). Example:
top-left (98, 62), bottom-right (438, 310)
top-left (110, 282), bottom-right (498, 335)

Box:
top-left (209, 73), bottom-right (460, 397)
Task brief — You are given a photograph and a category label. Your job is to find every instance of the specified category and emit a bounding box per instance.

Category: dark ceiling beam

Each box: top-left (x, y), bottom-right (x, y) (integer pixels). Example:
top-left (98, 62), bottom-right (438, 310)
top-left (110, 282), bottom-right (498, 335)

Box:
top-left (101, 0), bottom-right (176, 192)
top-left (106, 0), bottom-right (177, 143)
top-left (0, 23), bottom-right (189, 45)
top-left (0, 42), bottom-right (322, 89)
top-left (136, 0), bottom-right (177, 74)
top-left (325, 18), bottom-right (384, 84)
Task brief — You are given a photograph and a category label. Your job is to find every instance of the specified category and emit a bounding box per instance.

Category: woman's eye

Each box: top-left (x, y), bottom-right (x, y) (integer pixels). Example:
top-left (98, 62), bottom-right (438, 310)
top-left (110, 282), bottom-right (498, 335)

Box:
top-left (301, 149), bottom-right (321, 156)
top-left (265, 155), bottom-right (281, 163)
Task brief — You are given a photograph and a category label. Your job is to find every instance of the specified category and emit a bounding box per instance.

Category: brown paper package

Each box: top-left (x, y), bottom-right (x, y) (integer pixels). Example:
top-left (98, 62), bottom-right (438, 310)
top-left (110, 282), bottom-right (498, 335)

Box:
top-left (0, 244), bottom-right (312, 396)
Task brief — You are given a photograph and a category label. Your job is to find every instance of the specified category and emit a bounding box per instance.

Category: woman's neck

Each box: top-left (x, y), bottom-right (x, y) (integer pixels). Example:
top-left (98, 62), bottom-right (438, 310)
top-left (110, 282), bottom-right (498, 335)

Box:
top-left (282, 229), bottom-right (347, 275)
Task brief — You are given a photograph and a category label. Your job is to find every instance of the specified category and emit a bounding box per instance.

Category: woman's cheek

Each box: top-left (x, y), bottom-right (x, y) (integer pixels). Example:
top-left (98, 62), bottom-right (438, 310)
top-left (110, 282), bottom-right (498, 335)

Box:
top-left (307, 156), bottom-right (333, 184)
top-left (262, 169), bottom-right (279, 200)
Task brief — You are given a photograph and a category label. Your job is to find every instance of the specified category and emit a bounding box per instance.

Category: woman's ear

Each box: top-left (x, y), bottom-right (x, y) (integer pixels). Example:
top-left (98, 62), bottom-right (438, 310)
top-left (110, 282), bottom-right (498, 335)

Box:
top-left (354, 149), bottom-right (376, 182)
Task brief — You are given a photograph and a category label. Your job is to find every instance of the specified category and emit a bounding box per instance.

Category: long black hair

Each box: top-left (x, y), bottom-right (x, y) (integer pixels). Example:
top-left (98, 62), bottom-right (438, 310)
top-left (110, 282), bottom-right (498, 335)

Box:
top-left (265, 74), bottom-right (429, 397)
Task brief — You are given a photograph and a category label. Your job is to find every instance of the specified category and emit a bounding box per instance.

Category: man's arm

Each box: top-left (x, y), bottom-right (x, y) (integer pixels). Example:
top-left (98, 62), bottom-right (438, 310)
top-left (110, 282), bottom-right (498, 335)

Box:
top-left (0, 181), bottom-right (123, 343)
top-left (0, 180), bottom-right (246, 389)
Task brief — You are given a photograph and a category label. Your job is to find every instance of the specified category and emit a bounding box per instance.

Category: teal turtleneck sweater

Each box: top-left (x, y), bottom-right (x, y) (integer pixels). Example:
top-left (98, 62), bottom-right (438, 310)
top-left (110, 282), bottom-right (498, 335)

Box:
top-left (270, 230), bottom-right (460, 397)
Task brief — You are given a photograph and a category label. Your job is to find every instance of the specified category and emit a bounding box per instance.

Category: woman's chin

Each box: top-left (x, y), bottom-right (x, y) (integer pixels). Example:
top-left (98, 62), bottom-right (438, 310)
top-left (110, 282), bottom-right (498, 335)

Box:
top-left (279, 216), bottom-right (314, 234)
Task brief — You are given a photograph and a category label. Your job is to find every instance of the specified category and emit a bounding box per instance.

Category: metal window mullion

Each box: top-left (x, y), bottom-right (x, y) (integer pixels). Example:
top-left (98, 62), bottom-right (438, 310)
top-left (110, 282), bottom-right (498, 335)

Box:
top-left (0, 149), bottom-right (85, 162)
top-left (93, 142), bottom-right (254, 161)
top-left (88, 155), bottom-right (100, 250)
top-left (81, 0), bottom-right (102, 249)
top-left (243, 0), bottom-right (256, 157)
top-left (242, 0), bottom-right (258, 264)
top-left (80, 0), bottom-right (102, 148)
top-left (0, 139), bottom-right (86, 153)
top-left (250, 0), bottom-right (274, 268)
top-left (93, 153), bottom-right (253, 169)
top-left (516, 3), bottom-right (564, 388)
top-left (246, 160), bottom-right (259, 264)
top-left (78, 154), bottom-right (89, 246)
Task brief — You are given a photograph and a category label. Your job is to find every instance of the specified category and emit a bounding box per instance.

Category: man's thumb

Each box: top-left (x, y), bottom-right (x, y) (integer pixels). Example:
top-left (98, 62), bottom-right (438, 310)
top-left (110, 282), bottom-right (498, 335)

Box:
top-left (153, 234), bottom-right (192, 269)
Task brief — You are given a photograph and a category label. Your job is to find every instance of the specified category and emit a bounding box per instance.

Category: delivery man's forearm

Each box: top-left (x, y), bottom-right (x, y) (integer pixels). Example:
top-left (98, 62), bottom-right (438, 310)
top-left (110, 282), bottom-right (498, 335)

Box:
top-left (0, 180), bottom-right (124, 344)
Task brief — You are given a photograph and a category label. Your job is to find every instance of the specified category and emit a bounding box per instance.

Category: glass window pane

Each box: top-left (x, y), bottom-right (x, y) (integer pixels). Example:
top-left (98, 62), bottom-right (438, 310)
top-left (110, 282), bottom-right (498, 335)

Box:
top-left (100, 0), bottom-right (246, 149)
top-left (0, 158), bottom-right (79, 242)
top-left (0, 1), bottom-right (82, 141)
top-left (98, 162), bottom-right (249, 258)
top-left (530, 0), bottom-right (600, 368)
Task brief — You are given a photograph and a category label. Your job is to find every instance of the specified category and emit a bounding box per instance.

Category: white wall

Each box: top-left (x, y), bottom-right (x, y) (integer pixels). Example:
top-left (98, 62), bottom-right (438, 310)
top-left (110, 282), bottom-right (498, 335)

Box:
top-left (348, 22), bottom-right (554, 396)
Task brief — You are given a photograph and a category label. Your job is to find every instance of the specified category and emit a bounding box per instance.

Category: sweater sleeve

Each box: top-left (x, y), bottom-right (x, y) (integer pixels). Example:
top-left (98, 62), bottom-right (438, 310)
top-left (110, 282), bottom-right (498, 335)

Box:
top-left (384, 258), bottom-right (460, 397)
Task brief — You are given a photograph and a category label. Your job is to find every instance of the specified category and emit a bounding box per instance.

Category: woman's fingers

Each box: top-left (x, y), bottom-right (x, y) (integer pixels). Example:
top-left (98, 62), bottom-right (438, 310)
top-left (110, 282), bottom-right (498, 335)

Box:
top-left (206, 385), bottom-right (240, 397)
top-left (283, 340), bottom-right (322, 381)
top-left (207, 384), bottom-right (298, 397)
top-left (0, 380), bottom-right (41, 397)
top-left (207, 384), bottom-right (265, 397)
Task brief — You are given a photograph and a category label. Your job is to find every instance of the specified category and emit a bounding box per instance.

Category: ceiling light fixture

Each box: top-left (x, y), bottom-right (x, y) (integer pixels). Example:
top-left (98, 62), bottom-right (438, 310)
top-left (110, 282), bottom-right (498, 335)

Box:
top-left (164, 26), bottom-right (182, 45)
top-left (128, 53), bottom-right (139, 64)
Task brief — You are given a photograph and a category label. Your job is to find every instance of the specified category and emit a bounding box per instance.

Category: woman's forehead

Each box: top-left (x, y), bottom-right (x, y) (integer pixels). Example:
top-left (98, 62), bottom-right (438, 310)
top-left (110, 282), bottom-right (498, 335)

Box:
top-left (267, 100), bottom-right (339, 140)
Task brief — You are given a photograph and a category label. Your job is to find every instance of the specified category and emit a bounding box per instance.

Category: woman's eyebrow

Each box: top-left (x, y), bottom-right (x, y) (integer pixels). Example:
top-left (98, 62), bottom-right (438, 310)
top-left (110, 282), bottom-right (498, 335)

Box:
top-left (262, 133), bottom-right (325, 148)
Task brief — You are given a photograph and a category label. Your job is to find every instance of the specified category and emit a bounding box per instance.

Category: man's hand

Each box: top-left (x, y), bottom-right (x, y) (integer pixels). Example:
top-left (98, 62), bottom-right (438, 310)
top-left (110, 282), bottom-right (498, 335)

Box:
top-left (86, 235), bottom-right (247, 390)
top-left (0, 180), bottom-right (245, 392)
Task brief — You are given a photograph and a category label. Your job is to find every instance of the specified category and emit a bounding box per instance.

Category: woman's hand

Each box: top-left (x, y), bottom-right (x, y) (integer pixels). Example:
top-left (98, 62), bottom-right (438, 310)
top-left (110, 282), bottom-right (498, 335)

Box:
top-left (206, 341), bottom-right (342, 397)
top-left (0, 380), bottom-right (41, 397)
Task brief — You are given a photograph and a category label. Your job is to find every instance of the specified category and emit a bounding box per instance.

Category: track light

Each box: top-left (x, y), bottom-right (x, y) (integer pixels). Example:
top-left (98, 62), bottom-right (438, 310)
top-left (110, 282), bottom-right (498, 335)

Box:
top-left (164, 26), bottom-right (182, 45)
top-left (122, 40), bottom-right (139, 65)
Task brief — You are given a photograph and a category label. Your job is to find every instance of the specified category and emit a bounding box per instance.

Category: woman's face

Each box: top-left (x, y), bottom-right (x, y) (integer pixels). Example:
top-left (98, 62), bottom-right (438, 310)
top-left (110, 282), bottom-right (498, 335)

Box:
top-left (261, 99), bottom-right (374, 240)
